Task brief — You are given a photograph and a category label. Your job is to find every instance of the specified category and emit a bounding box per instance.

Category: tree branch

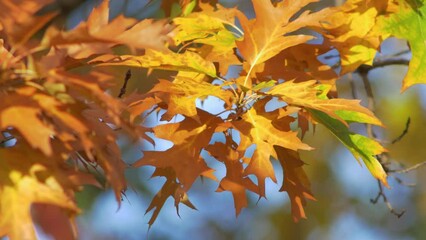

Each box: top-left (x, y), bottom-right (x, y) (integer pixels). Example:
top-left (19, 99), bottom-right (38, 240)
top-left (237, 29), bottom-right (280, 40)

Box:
top-left (355, 63), bottom-right (409, 218)
top-left (391, 117), bottom-right (411, 144)
top-left (0, 136), bottom-right (15, 145)
top-left (357, 58), bottom-right (409, 74)
top-left (391, 161), bottom-right (426, 174)
top-left (370, 179), bottom-right (405, 218)
top-left (118, 70), bottom-right (132, 98)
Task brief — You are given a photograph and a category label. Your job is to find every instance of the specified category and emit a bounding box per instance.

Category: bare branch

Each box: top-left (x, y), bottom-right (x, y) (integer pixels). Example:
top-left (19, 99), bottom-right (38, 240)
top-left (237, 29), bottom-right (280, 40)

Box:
top-left (347, 73), bottom-right (358, 99)
top-left (357, 59), bottom-right (409, 74)
top-left (391, 161), bottom-right (426, 174)
top-left (392, 176), bottom-right (416, 187)
top-left (0, 136), bottom-right (14, 145)
top-left (118, 69), bottom-right (132, 98)
top-left (370, 180), bottom-right (405, 218)
top-left (358, 68), bottom-right (377, 138)
top-left (391, 117), bottom-right (411, 144)
top-left (355, 64), bottom-right (409, 219)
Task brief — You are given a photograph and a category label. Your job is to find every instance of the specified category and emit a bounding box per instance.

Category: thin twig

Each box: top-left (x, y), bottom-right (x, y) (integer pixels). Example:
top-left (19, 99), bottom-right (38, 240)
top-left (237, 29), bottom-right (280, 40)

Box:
top-left (370, 180), bottom-right (405, 218)
top-left (372, 59), bottom-right (410, 69)
top-left (217, 76), bottom-right (239, 98)
top-left (348, 73), bottom-right (358, 99)
top-left (324, 54), bottom-right (340, 60)
top-left (118, 70), bottom-right (131, 98)
top-left (356, 65), bottom-right (407, 218)
top-left (392, 176), bottom-right (416, 187)
top-left (214, 109), bottom-right (235, 118)
top-left (391, 117), bottom-right (411, 144)
top-left (391, 161), bottom-right (426, 174)
top-left (358, 68), bottom-right (376, 138)
top-left (0, 136), bottom-right (15, 145)
top-left (388, 49), bottom-right (411, 58)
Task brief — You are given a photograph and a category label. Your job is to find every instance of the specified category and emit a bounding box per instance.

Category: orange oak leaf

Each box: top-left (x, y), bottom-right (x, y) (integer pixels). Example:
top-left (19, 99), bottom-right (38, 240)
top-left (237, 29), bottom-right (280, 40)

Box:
top-left (205, 136), bottom-right (241, 164)
top-left (259, 44), bottom-right (338, 85)
top-left (43, 0), bottom-right (173, 57)
top-left (77, 107), bottom-right (129, 203)
top-left (232, 99), bottom-right (312, 197)
top-left (206, 136), bottom-right (259, 216)
top-left (274, 146), bottom-right (315, 222)
top-left (48, 70), bottom-right (125, 126)
top-left (144, 168), bottom-right (197, 227)
top-left (134, 109), bottom-right (220, 191)
top-left (123, 93), bottom-right (160, 123)
top-left (26, 70), bottom-right (129, 201)
top-left (236, 0), bottom-right (333, 87)
top-left (0, 84), bottom-right (128, 203)
top-left (216, 159), bottom-right (259, 216)
top-left (31, 204), bottom-right (77, 240)
top-left (0, 0), bottom-right (57, 47)
top-left (0, 88), bottom-right (56, 156)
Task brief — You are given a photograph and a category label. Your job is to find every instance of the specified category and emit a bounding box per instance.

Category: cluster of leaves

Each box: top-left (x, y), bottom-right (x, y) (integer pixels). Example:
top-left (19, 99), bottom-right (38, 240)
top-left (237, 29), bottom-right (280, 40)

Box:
top-left (0, 0), bottom-right (424, 238)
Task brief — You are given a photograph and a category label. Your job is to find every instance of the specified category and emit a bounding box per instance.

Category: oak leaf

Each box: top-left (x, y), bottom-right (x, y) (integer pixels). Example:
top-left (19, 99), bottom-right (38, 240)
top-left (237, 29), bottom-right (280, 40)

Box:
top-left (134, 110), bottom-right (220, 191)
top-left (91, 49), bottom-right (218, 78)
top-left (0, 144), bottom-right (80, 240)
top-left (274, 146), bottom-right (315, 222)
top-left (310, 110), bottom-right (388, 186)
top-left (232, 99), bottom-right (312, 197)
top-left (147, 77), bottom-right (233, 121)
top-left (43, 0), bottom-right (173, 57)
top-left (267, 80), bottom-right (383, 126)
top-left (0, 0), bottom-right (57, 47)
top-left (320, 0), bottom-right (384, 73)
top-left (206, 136), bottom-right (259, 216)
top-left (236, 0), bottom-right (332, 87)
top-left (144, 168), bottom-right (197, 227)
top-left (375, 0), bottom-right (426, 91)
top-left (173, 7), bottom-right (240, 75)
top-left (0, 88), bottom-right (56, 156)
top-left (258, 44), bottom-right (338, 85)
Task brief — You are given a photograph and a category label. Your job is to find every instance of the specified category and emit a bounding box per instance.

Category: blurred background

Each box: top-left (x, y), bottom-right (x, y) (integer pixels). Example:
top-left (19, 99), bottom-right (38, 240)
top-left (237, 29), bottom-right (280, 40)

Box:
top-left (35, 0), bottom-right (426, 239)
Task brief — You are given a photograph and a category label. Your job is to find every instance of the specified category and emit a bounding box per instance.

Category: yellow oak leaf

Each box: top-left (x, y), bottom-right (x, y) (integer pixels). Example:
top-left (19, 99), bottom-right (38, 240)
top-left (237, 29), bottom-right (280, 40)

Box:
top-left (267, 80), bottom-right (383, 126)
top-left (173, 7), bottom-right (240, 75)
top-left (91, 49), bottom-right (217, 77)
top-left (320, 0), bottom-right (392, 73)
top-left (0, 144), bottom-right (79, 240)
top-left (148, 77), bottom-right (233, 121)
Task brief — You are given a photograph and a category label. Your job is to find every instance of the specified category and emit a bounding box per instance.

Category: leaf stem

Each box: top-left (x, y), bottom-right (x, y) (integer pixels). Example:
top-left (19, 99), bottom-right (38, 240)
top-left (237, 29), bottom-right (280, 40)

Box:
top-left (217, 76), bottom-right (238, 98)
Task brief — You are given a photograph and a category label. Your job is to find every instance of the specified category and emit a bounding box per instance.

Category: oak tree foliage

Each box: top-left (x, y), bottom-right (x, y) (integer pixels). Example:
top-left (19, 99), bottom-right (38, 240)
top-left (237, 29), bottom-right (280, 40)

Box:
top-left (0, 0), bottom-right (424, 238)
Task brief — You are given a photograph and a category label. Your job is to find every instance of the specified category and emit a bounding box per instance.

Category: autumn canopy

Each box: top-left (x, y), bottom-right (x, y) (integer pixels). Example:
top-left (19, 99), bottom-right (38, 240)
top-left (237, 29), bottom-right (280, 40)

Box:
top-left (0, 0), bottom-right (424, 239)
